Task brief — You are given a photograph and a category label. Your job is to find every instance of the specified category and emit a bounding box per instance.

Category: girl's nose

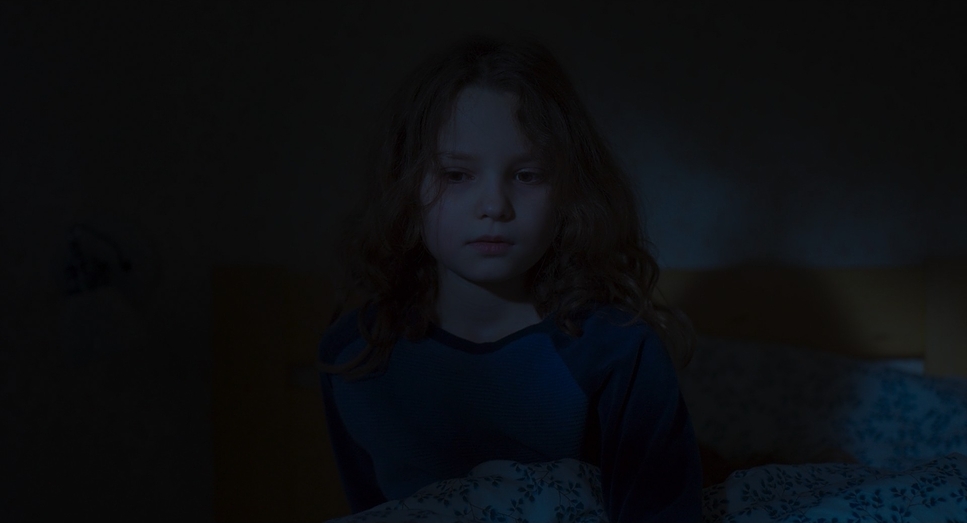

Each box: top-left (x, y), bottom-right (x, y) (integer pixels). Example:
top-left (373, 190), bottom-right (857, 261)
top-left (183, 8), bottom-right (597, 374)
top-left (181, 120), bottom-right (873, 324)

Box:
top-left (476, 181), bottom-right (514, 220)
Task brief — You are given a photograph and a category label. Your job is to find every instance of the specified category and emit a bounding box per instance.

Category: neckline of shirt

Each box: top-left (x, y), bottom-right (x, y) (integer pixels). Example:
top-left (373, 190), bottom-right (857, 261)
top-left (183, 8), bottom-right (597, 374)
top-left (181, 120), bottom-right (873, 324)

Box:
top-left (427, 313), bottom-right (558, 354)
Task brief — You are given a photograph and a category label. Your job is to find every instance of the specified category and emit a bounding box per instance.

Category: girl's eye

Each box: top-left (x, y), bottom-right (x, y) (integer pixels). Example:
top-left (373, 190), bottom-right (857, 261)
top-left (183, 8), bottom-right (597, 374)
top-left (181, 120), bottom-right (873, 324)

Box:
top-left (516, 171), bottom-right (544, 184)
top-left (440, 170), bottom-right (544, 183)
top-left (443, 171), bottom-right (467, 182)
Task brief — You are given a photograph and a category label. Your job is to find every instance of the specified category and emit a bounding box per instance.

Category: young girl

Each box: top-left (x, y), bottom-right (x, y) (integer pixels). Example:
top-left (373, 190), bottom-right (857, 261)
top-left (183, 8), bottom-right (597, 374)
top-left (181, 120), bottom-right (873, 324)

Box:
top-left (318, 32), bottom-right (703, 522)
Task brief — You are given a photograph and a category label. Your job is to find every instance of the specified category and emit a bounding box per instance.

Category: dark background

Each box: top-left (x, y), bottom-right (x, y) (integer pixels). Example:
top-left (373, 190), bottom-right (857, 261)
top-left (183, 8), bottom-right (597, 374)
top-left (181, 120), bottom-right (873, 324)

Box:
top-left (1, 1), bottom-right (965, 520)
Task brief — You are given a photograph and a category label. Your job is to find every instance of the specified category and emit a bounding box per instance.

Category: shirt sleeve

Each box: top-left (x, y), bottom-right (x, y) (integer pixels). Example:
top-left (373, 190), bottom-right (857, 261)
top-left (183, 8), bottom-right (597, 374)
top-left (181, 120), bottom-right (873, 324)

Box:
top-left (595, 327), bottom-right (703, 523)
top-left (319, 368), bottom-right (388, 514)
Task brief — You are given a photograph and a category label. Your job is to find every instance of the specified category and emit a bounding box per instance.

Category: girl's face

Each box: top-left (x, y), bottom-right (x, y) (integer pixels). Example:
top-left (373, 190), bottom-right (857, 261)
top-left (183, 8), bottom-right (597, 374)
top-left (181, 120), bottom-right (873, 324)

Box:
top-left (420, 86), bottom-right (556, 297)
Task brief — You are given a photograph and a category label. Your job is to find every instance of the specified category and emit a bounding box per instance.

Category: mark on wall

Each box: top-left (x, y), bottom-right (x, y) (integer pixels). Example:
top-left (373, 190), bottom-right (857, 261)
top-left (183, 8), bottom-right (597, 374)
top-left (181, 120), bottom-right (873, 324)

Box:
top-left (53, 213), bottom-right (162, 366)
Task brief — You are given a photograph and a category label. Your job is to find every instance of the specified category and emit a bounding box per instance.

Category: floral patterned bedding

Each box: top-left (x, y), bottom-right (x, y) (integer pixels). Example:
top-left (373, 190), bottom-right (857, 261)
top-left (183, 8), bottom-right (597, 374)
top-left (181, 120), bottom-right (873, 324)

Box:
top-left (328, 458), bottom-right (608, 523)
top-left (703, 453), bottom-right (967, 523)
top-left (326, 454), bottom-right (967, 523)
top-left (685, 336), bottom-right (967, 522)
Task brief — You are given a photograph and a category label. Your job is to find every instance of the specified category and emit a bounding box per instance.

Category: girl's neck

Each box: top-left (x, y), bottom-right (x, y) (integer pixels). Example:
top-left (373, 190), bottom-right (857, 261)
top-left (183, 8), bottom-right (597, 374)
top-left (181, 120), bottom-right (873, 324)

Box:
top-left (432, 271), bottom-right (543, 344)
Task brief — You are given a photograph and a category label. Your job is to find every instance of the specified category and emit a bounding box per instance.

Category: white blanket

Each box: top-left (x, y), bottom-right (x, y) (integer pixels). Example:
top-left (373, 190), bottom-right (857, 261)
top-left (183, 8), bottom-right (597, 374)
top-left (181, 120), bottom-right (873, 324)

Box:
top-left (327, 453), bottom-right (967, 522)
top-left (327, 458), bottom-right (608, 523)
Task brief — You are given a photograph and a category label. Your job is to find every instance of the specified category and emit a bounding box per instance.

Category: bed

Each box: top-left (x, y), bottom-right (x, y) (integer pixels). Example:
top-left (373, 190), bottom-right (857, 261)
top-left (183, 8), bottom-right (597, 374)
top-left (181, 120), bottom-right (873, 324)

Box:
top-left (212, 260), bottom-right (967, 522)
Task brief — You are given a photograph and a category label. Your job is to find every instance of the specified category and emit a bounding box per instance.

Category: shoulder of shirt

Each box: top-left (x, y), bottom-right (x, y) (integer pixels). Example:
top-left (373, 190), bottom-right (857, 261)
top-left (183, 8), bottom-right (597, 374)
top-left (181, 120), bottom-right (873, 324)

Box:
top-left (583, 303), bottom-right (655, 336)
top-left (318, 306), bottom-right (375, 366)
top-left (579, 303), bottom-right (666, 355)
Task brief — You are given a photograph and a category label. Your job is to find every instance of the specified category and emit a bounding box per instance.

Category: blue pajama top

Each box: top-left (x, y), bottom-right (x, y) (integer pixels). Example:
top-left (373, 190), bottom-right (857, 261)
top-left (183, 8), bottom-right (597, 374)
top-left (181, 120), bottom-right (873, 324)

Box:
top-left (318, 304), bottom-right (703, 522)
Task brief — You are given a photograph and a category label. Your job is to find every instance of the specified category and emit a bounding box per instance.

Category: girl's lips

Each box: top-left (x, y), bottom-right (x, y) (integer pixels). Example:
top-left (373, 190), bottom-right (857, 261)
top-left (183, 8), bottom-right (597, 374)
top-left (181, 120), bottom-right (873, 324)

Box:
top-left (468, 241), bottom-right (512, 255)
top-left (470, 235), bottom-right (512, 243)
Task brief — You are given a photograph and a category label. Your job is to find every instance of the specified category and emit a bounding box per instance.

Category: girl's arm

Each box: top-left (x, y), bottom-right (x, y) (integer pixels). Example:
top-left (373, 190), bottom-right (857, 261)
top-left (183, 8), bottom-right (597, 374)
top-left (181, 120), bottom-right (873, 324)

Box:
top-left (320, 371), bottom-right (388, 514)
top-left (596, 328), bottom-right (704, 523)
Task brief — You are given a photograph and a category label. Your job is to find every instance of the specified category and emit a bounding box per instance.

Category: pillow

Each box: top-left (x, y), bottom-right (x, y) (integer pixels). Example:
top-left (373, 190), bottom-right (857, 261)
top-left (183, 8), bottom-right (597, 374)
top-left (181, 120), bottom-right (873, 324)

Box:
top-left (679, 336), bottom-right (967, 471)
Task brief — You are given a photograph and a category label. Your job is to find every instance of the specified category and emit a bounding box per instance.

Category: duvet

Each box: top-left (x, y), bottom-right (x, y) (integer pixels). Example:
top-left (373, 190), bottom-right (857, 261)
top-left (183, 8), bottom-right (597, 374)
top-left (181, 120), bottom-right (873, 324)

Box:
top-left (327, 453), bottom-right (967, 523)
top-left (328, 458), bottom-right (607, 523)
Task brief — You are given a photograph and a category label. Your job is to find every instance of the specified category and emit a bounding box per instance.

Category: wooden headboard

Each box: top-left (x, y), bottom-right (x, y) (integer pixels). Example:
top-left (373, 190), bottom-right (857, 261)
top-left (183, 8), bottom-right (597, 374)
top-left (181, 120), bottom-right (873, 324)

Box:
top-left (655, 261), bottom-right (967, 372)
top-left (211, 261), bottom-right (967, 522)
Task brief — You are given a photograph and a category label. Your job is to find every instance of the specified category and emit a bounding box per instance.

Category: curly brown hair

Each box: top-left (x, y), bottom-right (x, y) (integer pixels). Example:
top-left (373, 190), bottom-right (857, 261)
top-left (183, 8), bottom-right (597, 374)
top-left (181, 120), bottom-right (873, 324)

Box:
top-left (319, 31), bottom-right (695, 381)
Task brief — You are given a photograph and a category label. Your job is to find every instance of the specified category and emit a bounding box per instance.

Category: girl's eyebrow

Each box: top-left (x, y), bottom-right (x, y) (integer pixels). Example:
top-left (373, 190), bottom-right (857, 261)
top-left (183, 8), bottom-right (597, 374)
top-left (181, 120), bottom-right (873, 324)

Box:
top-left (437, 151), bottom-right (539, 163)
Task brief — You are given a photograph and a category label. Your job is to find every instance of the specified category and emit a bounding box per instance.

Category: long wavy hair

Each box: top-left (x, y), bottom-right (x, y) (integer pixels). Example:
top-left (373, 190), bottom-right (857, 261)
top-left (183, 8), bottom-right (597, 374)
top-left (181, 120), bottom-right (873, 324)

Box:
top-left (319, 32), bottom-right (695, 381)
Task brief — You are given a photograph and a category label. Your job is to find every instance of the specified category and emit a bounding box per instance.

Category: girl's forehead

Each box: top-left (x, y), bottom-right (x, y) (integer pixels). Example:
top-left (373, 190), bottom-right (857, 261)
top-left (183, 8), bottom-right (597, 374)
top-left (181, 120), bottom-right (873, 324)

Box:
top-left (452, 85), bottom-right (518, 111)
top-left (436, 86), bottom-right (534, 160)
